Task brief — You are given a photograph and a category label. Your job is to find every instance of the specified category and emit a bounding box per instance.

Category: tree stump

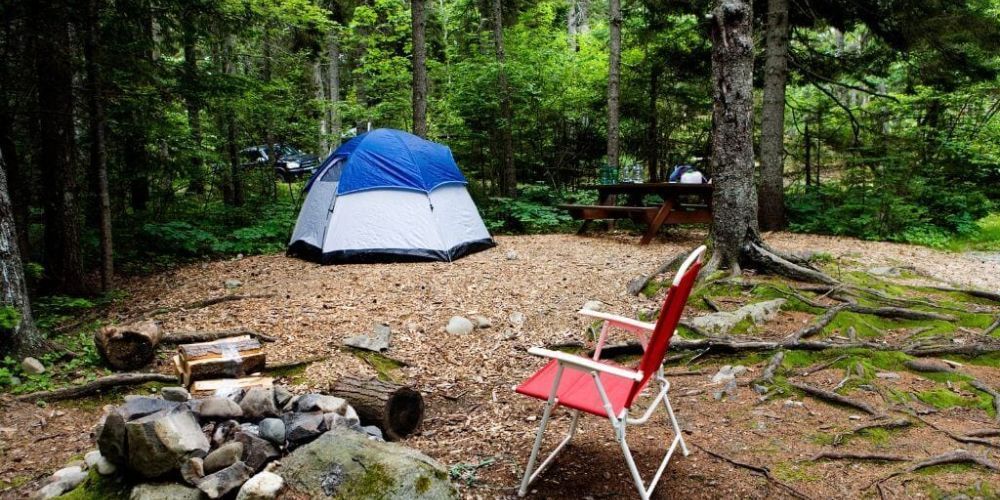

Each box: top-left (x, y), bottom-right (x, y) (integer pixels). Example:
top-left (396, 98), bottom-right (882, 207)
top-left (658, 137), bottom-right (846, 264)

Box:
top-left (331, 376), bottom-right (424, 441)
top-left (95, 320), bottom-right (163, 370)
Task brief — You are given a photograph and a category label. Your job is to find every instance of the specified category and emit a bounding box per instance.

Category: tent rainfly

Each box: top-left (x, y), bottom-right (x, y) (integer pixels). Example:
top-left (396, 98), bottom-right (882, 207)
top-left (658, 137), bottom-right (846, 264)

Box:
top-left (287, 128), bottom-right (496, 264)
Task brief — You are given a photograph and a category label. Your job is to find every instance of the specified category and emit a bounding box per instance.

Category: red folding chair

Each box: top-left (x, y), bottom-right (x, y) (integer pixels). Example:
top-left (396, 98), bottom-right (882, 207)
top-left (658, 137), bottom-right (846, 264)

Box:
top-left (515, 245), bottom-right (705, 499)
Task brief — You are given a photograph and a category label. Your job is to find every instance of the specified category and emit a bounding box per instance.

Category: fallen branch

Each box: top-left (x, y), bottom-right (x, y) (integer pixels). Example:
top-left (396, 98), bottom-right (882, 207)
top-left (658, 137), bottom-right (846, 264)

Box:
top-left (985, 316), bottom-right (1000, 336)
top-left (910, 413), bottom-right (1000, 448)
top-left (755, 351), bottom-right (784, 384)
top-left (788, 305), bottom-right (847, 342)
top-left (969, 379), bottom-right (1000, 422)
top-left (966, 429), bottom-right (1000, 438)
top-left (692, 443), bottom-right (809, 500)
top-left (811, 451), bottom-right (909, 462)
top-left (789, 381), bottom-right (879, 415)
top-left (627, 250), bottom-right (689, 296)
top-left (15, 373), bottom-right (178, 402)
top-left (702, 296), bottom-right (721, 312)
top-left (799, 355), bottom-right (848, 376)
top-left (162, 328), bottom-right (278, 344)
top-left (127, 294), bottom-right (275, 320)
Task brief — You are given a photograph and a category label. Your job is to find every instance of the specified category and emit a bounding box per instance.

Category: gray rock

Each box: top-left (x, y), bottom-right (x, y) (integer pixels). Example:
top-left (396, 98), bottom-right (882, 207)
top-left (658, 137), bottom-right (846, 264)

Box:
top-left (21, 357), bottom-right (45, 375)
top-left (85, 450), bottom-right (117, 476)
top-left (180, 456), bottom-right (205, 486)
top-left (161, 387), bottom-right (191, 402)
top-left (236, 471), bottom-right (284, 500)
top-left (198, 461), bottom-right (254, 499)
top-left (97, 411), bottom-right (128, 465)
top-left (445, 316), bottom-right (474, 335)
top-left (282, 395), bottom-right (300, 412)
top-left (505, 250), bottom-right (518, 260)
top-left (296, 394), bottom-right (348, 414)
top-left (743, 299), bottom-right (785, 324)
top-left (34, 467), bottom-right (88, 499)
top-left (224, 279), bottom-right (243, 289)
top-left (869, 266), bottom-right (902, 277)
top-left (508, 311), bottom-right (525, 327)
top-left (32, 481), bottom-right (68, 500)
top-left (281, 425), bottom-right (458, 499)
top-left (713, 379), bottom-right (738, 401)
top-left (130, 483), bottom-right (203, 500)
top-left (876, 371), bottom-right (901, 380)
top-left (711, 365), bottom-right (747, 384)
top-left (120, 397), bottom-right (180, 420)
top-left (212, 420), bottom-right (240, 447)
top-left (273, 386), bottom-right (293, 408)
top-left (240, 388), bottom-right (279, 420)
top-left (690, 299), bottom-right (786, 336)
top-left (284, 412), bottom-right (325, 444)
top-left (84, 450), bottom-right (102, 468)
top-left (362, 425), bottom-right (385, 441)
top-left (258, 418), bottom-right (285, 446)
top-left (471, 315), bottom-right (492, 329)
top-left (582, 300), bottom-right (604, 312)
top-left (125, 408), bottom-right (211, 478)
top-left (204, 442), bottom-right (244, 474)
top-left (234, 431), bottom-right (280, 472)
top-left (344, 323), bottom-right (392, 352)
top-left (343, 405), bottom-right (360, 426)
top-left (199, 397), bottom-right (244, 420)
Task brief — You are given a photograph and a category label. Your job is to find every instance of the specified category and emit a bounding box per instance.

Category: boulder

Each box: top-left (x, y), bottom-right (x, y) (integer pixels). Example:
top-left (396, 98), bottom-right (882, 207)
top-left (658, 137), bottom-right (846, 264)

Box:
top-left (445, 316), bottom-right (474, 335)
top-left (21, 357), bottom-right (45, 375)
top-left (258, 418), bottom-right (286, 446)
top-left (234, 431), bottom-right (280, 472)
top-left (204, 442), bottom-right (244, 474)
top-left (198, 461), bottom-right (254, 499)
top-left (161, 387), bottom-right (191, 402)
top-left (240, 388), bottom-right (280, 420)
top-left (199, 397), bottom-right (244, 420)
top-left (130, 483), bottom-right (203, 500)
top-left (212, 420), bottom-right (240, 447)
top-left (281, 425), bottom-right (458, 499)
top-left (125, 408), bottom-right (210, 478)
top-left (32, 467), bottom-right (88, 499)
top-left (295, 394), bottom-right (348, 414)
top-left (120, 397), bottom-right (180, 420)
top-left (284, 412), bottom-right (325, 444)
top-left (236, 471), bottom-right (284, 500)
top-left (711, 365), bottom-right (748, 384)
top-left (84, 450), bottom-right (116, 476)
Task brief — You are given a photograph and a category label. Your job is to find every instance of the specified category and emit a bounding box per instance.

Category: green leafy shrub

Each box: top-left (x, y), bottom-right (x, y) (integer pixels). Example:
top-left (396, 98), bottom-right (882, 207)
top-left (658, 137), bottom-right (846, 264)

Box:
top-left (482, 184), bottom-right (590, 233)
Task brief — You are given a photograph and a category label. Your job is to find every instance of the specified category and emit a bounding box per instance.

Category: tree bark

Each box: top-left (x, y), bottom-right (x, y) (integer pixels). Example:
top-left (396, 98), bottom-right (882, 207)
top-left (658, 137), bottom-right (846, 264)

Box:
top-left (606, 0), bottom-right (622, 171)
top-left (491, 0), bottom-right (516, 196)
top-left (758, 0), bottom-right (789, 231)
top-left (183, 18), bottom-right (205, 194)
top-left (33, 1), bottom-right (84, 294)
top-left (708, 0), bottom-right (757, 270)
top-left (84, 0), bottom-right (114, 293)
top-left (647, 62), bottom-right (660, 182)
top-left (94, 320), bottom-right (163, 371)
top-left (0, 148), bottom-right (43, 357)
top-left (222, 34), bottom-right (244, 206)
top-left (328, 26), bottom-right (342, 148)
top-left (411, 0), bottom-right (428, 137)
top-left (313, 60), bottom-right (329, 155)
top-left (332, 376), bottom-right (425, 441)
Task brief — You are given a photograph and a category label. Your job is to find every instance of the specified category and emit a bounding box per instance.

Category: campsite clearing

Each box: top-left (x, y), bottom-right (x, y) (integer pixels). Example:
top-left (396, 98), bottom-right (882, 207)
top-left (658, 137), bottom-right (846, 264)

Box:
top-left (2, 232), bottom-right (1000, 499)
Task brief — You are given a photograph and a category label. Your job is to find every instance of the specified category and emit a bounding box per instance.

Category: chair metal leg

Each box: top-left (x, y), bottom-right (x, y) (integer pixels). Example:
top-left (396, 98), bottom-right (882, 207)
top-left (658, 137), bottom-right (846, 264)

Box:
top-left (519, 365), bottom-right (581, 497)
top-left (661, 391), bottom-right (689, 456)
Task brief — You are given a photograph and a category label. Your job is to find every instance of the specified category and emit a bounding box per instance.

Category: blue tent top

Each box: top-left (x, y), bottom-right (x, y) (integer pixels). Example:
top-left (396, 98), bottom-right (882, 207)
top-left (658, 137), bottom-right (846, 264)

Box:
top-left (306, 128), bottom-right (467, 195)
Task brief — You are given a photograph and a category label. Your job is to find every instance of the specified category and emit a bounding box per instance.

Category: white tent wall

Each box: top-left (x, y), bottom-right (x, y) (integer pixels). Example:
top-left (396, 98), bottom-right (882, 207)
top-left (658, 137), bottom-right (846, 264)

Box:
top-left (289, 180), bottom-right (339, 252)
top-left (428, 184), bottom-right (492, 250)
top-left (323, 189), bottom-right (449, 257)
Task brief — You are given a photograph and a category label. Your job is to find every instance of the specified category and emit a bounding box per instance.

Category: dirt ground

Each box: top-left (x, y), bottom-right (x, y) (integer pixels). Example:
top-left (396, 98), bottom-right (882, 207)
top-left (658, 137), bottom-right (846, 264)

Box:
top-left (2, 231), bottom-right (999, 499)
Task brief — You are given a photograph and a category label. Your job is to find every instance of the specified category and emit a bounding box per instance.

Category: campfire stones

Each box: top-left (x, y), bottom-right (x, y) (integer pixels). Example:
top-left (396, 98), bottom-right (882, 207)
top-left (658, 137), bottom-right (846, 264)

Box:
top-left (234, 431), bottom-right (280, 471)
top-left (199, 397), bottom-right (244, 420)
top-left (258, 418), bottom-right (286, 446)
top-left (240, 388), bottom-right (280, 420)
top-left (124, 407), bottom-right (210, 478)
top-left (274, 386), bottom-right (293, 408)
top-left (203, 442), bottom-right (244, 474)
top-left (161, 387), bottom-right (190, 402)
top-left (120, 396), bottom-right (180, 420)
top-left (130, 483), bottom-right (202, 500)
top-left (84, 450), bottom-right (116, 476)
top-left (236, 470), bottom-right (284, 500)
top-left (284, 412), bottom-right (325, 444)
top-left (295, 393), bottom-right (348, 414)
top-left (180, 457), bottom-right (205, 486)
top-left (212, 420), bottom-right (239, 447)
top-left (197, 461), bottom-right (254, 499)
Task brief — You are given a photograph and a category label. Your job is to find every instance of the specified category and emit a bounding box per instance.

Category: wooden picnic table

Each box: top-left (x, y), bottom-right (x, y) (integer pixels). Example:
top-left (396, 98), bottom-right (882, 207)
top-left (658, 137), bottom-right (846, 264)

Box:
top-left (559, 182), bottom-right (713, 245)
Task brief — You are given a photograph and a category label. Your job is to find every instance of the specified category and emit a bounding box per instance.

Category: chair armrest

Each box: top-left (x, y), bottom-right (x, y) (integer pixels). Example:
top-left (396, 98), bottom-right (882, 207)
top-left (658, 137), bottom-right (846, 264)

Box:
top-left (577, 309), bottom-right (656, 334)
top-left (528, 347), bottom-right (643, 381)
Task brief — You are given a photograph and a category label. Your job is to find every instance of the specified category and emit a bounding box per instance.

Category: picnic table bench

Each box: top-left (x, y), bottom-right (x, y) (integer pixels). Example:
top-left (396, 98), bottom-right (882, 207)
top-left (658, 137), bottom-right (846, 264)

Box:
top-left (559, 183), bottom-right (713, 244)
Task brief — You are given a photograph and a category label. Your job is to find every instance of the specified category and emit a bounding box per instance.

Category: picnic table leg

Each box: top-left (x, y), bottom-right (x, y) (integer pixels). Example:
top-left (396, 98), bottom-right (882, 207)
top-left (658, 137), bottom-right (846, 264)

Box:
top-left (639, 200), bottom-right (674, 245)
top-left (606, 194), bottom-right (618, 231)
top-left (576, 220), bottom-right (592, 235)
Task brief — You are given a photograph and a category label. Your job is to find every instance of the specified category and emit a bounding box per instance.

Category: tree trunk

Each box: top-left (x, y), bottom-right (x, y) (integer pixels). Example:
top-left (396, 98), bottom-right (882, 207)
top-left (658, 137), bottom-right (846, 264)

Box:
top-left (708, 0), bottom-right (757, 270)
top-left (411, 0), bottom-right (428, 137)
top-left (804, 121), bottom-right (812, 187)
top-left (85, 0), bottom-right (114, 293)
top-left (491, 0), bottom-right (516, 196)
top-left (183, 20), bottom-right (205, 194)
top-left (312, 60), bottom-right (329, 155)
top-left (33, 1), bottom-right (84, 295)
top-left (606, 0), bottom-right (622, 171)
top-left (568, 0), bottom-right (577, 51)
top-left (757, 0), bottom-right (788, 231)
top-left (0, 114), bottom-right (28, 259)
top-left (328, 26), bottom-right (341, 148)
top-left (332, 376), bottom-right (425, 441)
top-left (0, 149), bottom-right (43, 357)
top-left (222, 34), bottom-right (244, 206)
top-left (647, 62), bottom-right (660, 182)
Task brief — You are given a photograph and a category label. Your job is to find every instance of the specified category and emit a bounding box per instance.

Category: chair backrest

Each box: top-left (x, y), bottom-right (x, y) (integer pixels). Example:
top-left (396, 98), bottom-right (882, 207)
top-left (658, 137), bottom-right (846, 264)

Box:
top-left (625, 245), bottom-right (705, 406)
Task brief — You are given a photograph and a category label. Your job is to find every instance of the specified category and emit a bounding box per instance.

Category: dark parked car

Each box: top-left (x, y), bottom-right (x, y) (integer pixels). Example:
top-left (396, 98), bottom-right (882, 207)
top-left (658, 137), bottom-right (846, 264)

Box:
top-left (240, 144), bottom-right (320, 181)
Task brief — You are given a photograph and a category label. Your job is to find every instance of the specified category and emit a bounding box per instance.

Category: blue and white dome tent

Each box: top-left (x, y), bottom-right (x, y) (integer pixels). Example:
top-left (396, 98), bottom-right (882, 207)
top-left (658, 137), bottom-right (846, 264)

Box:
top-left (287, 129), bottom-right (496, 264)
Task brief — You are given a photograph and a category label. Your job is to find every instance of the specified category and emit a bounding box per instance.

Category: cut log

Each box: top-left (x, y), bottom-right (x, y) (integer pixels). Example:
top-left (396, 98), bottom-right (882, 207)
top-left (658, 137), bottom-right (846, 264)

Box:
top-left (95, 320), bottom-right (164, 370)
top-left (175, 335), bottom-right (266, 386)
top-left (331, 376), bottom-right (424, 441)
top-left (190, 377), bottom-right (274, 398)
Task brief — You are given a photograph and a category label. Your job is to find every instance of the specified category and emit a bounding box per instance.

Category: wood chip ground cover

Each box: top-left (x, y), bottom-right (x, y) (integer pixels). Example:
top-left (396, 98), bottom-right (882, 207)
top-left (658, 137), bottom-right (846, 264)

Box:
top-left (2, 232), bottom-right (999, 499)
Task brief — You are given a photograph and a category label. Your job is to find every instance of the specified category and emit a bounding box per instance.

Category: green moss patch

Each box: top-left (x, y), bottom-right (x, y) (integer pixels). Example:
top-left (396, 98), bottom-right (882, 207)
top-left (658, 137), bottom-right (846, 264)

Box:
top-left (353, 351), bottom-right (405, 382)
top-left (55, 470), bottom-right (130, 500)
top-left (334, 462), bottom-right (394, 499)
top-left (772, 461), bottom-right (820, 483)
top-left (915, 386), bottom-right (995, 417)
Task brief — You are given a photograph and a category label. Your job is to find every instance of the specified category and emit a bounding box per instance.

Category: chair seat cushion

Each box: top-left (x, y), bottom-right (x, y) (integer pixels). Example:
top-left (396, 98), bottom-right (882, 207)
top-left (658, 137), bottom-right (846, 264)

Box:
top-left (516, 359), bottom-right (648, 417)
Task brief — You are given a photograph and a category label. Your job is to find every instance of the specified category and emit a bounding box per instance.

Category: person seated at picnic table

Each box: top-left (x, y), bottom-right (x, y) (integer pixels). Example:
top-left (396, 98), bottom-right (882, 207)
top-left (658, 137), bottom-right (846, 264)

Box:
top-left (668, 164), bottom-right (709, 184)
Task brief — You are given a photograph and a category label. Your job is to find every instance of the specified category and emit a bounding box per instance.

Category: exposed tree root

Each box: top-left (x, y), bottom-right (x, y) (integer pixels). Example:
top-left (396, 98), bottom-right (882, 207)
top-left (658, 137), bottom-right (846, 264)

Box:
top-left (833, 418), bottom-right (912, 445)
top-left (985, 316), bottom-right (1000, 336)
top-left (15, 372), bottom-right (178, 402)
top-left (873, 449), bottom-right (1000, 495)
top-left (691, 443), bottom-right (809, 500)
top-left (927, 286), bottom-right (1000, 303)
top-left (966, 429), bottom-right (1000, 438)
top-left (754, 351), bottom-right (784, 384)
top-left (910, 413), bottom-right (1000, 449)
top-left (161, 328), bottom-right (278, 344)
top-left (845, 305), bottom-right (955, 322)
top-left (797, 355), bottom-right (848, 376)
top-left (626, 249), bottom-right (689, 295)
top-left (789, 381), bottom-right (879, 415)
top-left (811, 451), bottom-right (909, 462)
top-left (788, 305), bottom-right (848, 342)
top-left (668, 334), bottom-right (1000, 358)
top-left (969, 380), bottom-right (1000, 422)
top-left (744, 241), bottom-right (839, 285)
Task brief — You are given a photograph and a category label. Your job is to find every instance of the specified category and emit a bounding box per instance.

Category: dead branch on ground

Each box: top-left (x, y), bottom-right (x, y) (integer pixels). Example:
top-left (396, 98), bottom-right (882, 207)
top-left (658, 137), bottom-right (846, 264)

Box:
top-left (811, 451), bottom-right (909, 462)
top-left (969, 380), bottom-right (1000, 422)
top-left (126, 294), bottom-right (275, 321)
top-left (15, 373), bottom-right (178, 402)
top-left (789, 381), bottom-right (879, 415)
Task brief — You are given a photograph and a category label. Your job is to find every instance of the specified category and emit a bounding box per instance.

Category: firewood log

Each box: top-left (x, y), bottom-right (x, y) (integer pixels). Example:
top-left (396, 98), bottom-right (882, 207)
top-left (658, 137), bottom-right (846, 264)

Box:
top-left (94, 320), bottom-right (163, 370)
top-left (174, 335), bottom-right (266, 386)
top-left (331, 376), bottom-right (424, 441)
